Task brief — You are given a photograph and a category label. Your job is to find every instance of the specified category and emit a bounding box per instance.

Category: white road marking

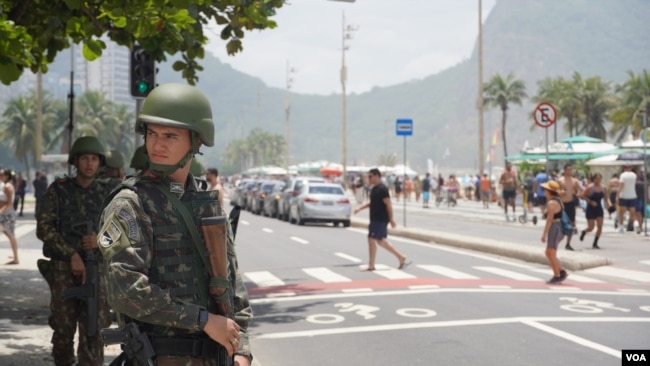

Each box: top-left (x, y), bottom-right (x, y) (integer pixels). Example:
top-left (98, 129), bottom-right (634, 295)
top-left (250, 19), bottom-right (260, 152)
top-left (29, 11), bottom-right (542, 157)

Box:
top-left (303, 267), bottom-right (351, 283)
top-left (254, 316), bottom-right (650, 342)
top-left (417, 264), bottom-right (479, 279)
top-left (522, 320), bottom-right (621, 358)
top-left (244, 271), bottom-right (285, 287)
top-left (371, 264), bottom-right (417, 280)
top-left (342, 288), bottom-right (373, 293)
top-left (240, 220), bottom-right (250, 226)
top-left (529, 268), bottom-right (605, 283)
top-left (262, 228), bottom-right (273, 233)
top-left (584, 266), bottom-right (650, 283)
top-left (640, 260), bottom-right (650, 266)
top-left (475, 266), bottom-right (541, 281)
top-left (335, 252), bottom-right (362, 263)
top-left (480, 285), bottom-right (511, 289)
top-left (290, 236), bottom-right (309, 244)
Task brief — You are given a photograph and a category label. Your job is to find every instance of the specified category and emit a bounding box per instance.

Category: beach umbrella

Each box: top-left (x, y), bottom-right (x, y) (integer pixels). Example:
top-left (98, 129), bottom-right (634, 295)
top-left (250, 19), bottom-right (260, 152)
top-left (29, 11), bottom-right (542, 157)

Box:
top-left (616, 150), bottom-right (645, 161)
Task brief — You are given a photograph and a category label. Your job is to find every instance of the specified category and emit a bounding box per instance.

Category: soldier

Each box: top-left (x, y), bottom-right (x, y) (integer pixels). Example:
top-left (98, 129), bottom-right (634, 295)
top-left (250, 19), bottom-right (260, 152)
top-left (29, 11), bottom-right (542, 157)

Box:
top-left (36, 136), bottom-right (113, 366)
top-left (99, 149), bottom-right (126, 189)
top-left (98, 83), bottom-right (253, 366)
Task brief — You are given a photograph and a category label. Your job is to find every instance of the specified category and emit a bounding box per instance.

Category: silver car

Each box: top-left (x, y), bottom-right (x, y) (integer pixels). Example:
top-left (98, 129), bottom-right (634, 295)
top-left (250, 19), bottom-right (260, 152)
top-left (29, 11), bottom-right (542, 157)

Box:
top-left (289, 182), bottom-right (351, 227)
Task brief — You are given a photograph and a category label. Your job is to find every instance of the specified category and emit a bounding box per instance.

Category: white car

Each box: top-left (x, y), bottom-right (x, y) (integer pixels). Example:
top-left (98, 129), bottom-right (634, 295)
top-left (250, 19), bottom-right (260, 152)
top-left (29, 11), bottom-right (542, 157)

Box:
top-left (289, 182), bottom-right (351, 227)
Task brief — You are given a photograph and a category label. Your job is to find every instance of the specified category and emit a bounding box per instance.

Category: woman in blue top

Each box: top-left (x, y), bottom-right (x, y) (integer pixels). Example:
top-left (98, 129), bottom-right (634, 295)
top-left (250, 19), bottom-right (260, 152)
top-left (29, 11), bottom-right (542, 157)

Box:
top-left (579, 173), bottom-right (610, 249)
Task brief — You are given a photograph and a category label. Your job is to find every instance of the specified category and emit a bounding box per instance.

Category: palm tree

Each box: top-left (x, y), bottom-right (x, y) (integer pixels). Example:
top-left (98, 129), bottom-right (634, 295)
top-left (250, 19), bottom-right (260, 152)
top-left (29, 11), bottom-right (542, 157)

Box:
top-left (610, 69), bottom-right (650, 141)
top-left (573, 74), bottom-right (616, 140)
top-left (483, 73), bottom-right (527, 161)
top-left (1, 95), bottom-right (37, 176)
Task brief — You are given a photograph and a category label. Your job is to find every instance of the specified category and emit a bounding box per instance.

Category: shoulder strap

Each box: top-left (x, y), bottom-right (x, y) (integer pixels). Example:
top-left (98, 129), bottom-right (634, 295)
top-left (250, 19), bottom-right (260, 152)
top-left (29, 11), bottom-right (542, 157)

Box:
top-left (157, 186), bottom-right (211, 272)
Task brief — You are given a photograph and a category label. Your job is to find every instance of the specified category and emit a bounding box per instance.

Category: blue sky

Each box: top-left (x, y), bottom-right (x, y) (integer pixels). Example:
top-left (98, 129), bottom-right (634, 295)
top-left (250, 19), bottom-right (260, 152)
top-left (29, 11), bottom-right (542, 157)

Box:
top-left (206, 0), bottom-right (497, 95)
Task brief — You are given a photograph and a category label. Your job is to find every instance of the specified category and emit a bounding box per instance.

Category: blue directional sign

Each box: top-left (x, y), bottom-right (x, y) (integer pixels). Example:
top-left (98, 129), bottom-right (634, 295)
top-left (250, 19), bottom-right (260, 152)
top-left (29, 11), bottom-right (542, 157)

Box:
top-left (396, 119), bottom-right (413, 136)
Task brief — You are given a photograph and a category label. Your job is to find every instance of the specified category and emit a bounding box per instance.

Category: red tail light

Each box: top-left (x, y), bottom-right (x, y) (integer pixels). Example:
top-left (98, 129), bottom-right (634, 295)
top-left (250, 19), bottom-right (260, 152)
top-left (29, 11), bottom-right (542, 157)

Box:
top-left (304, 196), bottom-right (319, 203)
top-left (260, 193), bottom-right (266, 199)
top-left (338, 198), bottom-right (350, 204)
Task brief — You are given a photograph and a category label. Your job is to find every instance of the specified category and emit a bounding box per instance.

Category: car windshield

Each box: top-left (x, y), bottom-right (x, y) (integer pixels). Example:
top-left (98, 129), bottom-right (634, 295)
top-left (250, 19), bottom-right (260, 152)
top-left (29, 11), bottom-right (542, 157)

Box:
top-left (309, 186), bottom-right (344, 195)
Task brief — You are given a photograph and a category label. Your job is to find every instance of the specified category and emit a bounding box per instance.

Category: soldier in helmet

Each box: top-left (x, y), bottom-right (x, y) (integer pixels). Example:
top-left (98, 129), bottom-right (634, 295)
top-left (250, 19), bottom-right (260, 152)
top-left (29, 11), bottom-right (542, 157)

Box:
top-left (99, 149), bottom-right (126, 188)
top-left (36, 136), bottom-right (113, 366)
top-left (98, 83), bottom-right (253, 365)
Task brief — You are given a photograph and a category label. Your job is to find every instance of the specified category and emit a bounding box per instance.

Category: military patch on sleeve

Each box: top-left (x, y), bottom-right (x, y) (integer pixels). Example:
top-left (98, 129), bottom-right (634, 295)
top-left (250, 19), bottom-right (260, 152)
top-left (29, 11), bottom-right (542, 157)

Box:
top-left (99, 221), bottom-right (122, 248)
top-left (118, 208), bottom-right (139, 241)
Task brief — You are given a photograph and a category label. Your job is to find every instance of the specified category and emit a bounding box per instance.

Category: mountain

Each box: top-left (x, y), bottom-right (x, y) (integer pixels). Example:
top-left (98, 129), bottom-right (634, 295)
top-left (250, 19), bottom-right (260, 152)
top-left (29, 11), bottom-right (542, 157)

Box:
top-left (170, 0), bottom-right (650, 173)
top-left (4, 0), bottom-right (649, 175)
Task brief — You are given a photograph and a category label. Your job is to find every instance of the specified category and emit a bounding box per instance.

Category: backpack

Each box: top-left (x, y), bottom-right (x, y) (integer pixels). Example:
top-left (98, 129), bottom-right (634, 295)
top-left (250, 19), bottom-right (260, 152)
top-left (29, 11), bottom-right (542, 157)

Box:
top-left (556, 200), bottom-right (573, 236)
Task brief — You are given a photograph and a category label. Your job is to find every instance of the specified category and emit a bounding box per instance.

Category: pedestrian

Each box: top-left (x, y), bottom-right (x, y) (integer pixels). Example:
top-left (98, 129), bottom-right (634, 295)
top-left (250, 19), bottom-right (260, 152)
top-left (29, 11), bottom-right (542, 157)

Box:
top-left (13, 172), bottom-right (26, 216)
top-left (0, 169), bottom-right (19, 264)
top-left (97, 83), bottom-right (253, 365)
top-left (578, 173), bottom-right (609, 249)
top-left (524, 170), bottom-right (535, 214)
top-left (421, 173), bottom-right (431, 208)
top-left (534, 167), bottom-right (549, 215)
top-left (616, 165), bottom-right (638, 233)
top-left (606, 173), bottom-right (620, 221)
top-left (480, 173), bottom-right (491, 208)
top-left (633, 167), bottom-right (645, 234)
top-left (353, 168), bottom-right (409, 271)
top-left (404, 176), bottom-right (413, 201)
top-left (394, 176), bottom-right (403, 202)
top-left (557, 163), bottom-right (583, 251)
top-left (539, 180), bottom-right (569, 284)
top-left (499, 162), bottom-right (518, 221)
top-left (36, 136), bottom-right (113, 365)
top-left (413, 175), bottom-right (422, 203)
top-left (206, 167), bottom-right (227, 201)
top-left (33, 170), bottom-right (48, 214)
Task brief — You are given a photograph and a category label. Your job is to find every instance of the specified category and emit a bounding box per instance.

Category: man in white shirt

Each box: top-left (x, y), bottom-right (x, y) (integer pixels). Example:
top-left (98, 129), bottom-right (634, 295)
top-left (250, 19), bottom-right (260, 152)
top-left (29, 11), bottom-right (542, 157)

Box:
top-left (617, 165), bottom-right (638, 233)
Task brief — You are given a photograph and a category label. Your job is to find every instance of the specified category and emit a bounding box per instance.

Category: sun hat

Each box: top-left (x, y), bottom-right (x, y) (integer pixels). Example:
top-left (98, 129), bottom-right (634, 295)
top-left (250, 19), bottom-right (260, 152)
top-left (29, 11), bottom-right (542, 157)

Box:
top-left (541, 180), bottom-right (562, 193)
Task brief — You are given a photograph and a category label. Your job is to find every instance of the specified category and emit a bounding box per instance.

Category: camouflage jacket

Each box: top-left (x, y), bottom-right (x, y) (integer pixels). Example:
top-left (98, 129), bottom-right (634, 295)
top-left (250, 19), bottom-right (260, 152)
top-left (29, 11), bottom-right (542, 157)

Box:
top-left (98, 172), bottom-right (253, 359)
top-left (36, 176), bottom-right (111, 260)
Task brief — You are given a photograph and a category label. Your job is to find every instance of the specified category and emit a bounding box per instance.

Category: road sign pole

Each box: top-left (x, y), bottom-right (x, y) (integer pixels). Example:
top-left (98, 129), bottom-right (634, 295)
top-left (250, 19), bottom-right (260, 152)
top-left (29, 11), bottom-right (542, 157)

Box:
top-left (402, 136), bottom-right (407, 227)
top-left (545, 128), bottom-right (549, 178)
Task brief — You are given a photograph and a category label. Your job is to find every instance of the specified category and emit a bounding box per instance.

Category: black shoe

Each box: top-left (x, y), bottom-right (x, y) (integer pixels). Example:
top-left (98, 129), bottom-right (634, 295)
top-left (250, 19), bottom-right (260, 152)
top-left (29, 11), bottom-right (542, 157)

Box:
top-left (565, 244), bottom-right (574, 251)
top-left (579, 231), bottom-right (586, 242)
top-left (559, 270), bottom-right (568, 281)
top-left (547, 276), bottom-right (562, 284)
top-left (592, 243), bottom-right (600, 249)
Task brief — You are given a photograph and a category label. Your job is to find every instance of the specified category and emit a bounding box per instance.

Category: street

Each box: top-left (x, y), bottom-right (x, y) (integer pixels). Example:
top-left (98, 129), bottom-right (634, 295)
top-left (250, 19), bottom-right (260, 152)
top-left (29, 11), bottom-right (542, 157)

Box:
top-left (0, 196), bottom-right (648, 365)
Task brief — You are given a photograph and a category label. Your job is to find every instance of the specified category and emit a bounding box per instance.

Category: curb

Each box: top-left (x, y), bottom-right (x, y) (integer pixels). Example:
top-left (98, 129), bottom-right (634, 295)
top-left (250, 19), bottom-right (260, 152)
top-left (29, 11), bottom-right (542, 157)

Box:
top-left (349, 217), bottom-right (610, 272)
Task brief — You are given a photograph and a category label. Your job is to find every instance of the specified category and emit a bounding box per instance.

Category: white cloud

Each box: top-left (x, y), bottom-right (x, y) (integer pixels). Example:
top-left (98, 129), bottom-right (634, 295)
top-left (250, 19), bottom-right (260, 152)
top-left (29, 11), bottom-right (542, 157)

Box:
top-left (205, 0), bottom-right (497, 95)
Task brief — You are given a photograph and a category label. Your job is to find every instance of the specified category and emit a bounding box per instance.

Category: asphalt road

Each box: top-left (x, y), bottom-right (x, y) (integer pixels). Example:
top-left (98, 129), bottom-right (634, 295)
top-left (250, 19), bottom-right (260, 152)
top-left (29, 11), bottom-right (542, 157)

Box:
top-left (235, 208), bottom-right (650, 366)
top-left (1, 198), bottom-right (648, 366)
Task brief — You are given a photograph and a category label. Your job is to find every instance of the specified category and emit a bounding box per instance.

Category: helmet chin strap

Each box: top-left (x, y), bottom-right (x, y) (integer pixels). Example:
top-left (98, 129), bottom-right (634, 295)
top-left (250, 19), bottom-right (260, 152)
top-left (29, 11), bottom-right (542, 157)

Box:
top-left (146, 132), bottom-right (200, 178)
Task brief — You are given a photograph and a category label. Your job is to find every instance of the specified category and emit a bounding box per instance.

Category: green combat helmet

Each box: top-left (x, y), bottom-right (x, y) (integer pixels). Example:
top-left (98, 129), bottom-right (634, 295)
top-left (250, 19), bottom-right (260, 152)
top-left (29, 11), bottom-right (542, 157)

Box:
top-left (190, 159), bottom-right (206, 176)
top-left (129, 145), bottom-right (149, 171)
top-left (135, 83), bottom-right (214, 176)
top-left (68, 136), bottom-right (106, 167)
top-left (105, 150), bottom-right (125, 169)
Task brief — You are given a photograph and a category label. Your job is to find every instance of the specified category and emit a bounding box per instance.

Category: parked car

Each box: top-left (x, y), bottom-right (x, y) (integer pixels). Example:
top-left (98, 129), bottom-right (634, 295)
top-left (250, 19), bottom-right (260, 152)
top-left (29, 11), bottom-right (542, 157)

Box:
top-left (245, 180), bottom-right (264, 212)
top-left (262, 180), bottom-right (286, 218)
top-left (248, 179), bottom-right (283, 215)
top-left (278, 176), bottom-right (326, 222)
top-left (229, 178), bottom-right (254, 207)
top-left (289, 182), bottom-right (351, 227)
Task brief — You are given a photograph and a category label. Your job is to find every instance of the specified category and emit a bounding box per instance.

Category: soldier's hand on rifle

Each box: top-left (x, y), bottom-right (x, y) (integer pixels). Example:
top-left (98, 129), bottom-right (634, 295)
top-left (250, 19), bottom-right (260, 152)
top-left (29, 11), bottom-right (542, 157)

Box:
top-left (203, 312), bottom-right (241, 357)
top-left (81, 233), bottom-right (99, 250)
top-left (70, 252), bottom-right (86, 283)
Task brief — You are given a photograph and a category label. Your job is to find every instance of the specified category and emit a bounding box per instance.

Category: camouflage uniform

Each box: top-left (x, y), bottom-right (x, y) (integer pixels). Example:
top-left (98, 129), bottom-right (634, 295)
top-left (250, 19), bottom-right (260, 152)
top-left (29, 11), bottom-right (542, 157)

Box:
top-left (98, 172), bottom-right (253, 365)
top-left (36, 176), bottom-right (112, 366)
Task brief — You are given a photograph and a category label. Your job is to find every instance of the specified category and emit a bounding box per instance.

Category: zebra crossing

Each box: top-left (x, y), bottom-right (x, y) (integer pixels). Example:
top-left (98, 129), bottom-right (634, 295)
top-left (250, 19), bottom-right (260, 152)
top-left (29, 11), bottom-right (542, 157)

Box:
top-left (242, 258), bottom-right (650, 298)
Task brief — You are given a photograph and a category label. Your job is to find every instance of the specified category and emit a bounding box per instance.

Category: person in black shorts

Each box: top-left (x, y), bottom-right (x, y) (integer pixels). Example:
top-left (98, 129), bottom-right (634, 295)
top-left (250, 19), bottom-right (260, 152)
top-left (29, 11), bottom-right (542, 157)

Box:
top-left (354, 168), bottom-right (409, 271)
top-left (578, 173), bottom-right (609, 249)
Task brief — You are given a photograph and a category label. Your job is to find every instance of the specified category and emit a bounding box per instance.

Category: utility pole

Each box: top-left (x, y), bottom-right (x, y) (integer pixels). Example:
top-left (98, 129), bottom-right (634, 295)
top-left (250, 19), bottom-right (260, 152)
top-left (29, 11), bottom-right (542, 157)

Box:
top-left (285, 60), bottom-right (296, 169)
top-left (341, 10), bottom-right (357, 187)
top-left (478, 0), bottom-right (485, 175)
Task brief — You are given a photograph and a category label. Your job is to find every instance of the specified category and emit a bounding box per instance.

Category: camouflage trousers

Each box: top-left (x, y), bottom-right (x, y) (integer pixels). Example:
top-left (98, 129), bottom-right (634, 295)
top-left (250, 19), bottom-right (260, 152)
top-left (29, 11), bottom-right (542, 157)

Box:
top-left (49, 262), bottom-right (111, 366)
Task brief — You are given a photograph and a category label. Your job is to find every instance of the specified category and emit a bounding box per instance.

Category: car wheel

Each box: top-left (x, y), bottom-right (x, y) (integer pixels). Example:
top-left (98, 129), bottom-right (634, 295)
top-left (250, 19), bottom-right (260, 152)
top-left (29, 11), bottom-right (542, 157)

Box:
top-left (297, 210), bottom-right (305, 226)
top-left (342, 220), bottom-right (351, 228)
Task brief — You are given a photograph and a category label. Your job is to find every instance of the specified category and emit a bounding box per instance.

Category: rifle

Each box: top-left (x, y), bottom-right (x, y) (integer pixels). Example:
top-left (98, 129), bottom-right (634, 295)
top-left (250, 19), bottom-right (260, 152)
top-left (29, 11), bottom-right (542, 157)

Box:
top-left (102, 323), bottom-right (155, 366)
top-left (63, 220), bottom-right (99, 340)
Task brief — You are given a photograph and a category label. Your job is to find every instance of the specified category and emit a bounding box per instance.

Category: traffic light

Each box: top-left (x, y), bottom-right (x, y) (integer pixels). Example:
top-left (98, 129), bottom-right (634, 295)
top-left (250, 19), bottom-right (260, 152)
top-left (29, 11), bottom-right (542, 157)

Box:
top-left (130, 45), bottom-right (155, 97)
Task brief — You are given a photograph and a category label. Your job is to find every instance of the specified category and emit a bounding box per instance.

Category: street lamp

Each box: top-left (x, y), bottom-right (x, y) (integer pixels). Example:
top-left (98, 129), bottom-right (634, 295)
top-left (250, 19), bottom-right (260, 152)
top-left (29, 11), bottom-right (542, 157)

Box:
top-left (341, 10), bottom-right (357, 187)
top-left (285, 60), bottom-right (296, 169)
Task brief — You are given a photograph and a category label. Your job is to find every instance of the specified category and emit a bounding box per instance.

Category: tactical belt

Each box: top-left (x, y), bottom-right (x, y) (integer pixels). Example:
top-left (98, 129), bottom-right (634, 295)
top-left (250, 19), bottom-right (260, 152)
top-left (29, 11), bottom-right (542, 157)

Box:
top-left (151, 337), bottom-right (227, 359)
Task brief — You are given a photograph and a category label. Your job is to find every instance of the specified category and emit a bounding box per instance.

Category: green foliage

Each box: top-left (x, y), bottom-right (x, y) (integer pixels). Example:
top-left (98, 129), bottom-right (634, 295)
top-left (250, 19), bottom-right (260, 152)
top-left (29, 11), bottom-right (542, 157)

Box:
top-left (222, 127), bottom-right (285, 172)
top-left (0, 0), bottom-right (284, 85)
